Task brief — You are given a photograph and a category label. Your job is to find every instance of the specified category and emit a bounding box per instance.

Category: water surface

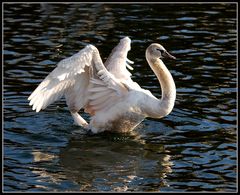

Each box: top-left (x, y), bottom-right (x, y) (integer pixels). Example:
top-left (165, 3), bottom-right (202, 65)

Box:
top-left (3, 3), bottom-right (237, 192)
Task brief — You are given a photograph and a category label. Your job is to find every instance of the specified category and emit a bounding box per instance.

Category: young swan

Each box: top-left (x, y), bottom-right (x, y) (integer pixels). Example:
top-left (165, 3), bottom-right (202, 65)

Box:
top-left (28, 37), bottom-right (176, 134)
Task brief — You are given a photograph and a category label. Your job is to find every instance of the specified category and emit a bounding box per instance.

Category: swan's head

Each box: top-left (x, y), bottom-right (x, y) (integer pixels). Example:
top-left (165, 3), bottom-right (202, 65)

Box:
top-left (147, 43), bottom-right (176, 60)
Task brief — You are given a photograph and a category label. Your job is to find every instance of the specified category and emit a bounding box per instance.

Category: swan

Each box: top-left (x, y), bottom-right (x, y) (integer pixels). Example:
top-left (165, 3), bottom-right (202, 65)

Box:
top-left (28, 37), bottom-right (176, 134)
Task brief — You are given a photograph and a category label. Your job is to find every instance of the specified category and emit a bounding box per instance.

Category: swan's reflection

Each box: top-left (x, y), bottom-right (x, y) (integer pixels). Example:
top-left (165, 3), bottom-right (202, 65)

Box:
top-left (58, 131), bottom-right (173, 191)
top-left (30, 130), bottom-right (172, 191)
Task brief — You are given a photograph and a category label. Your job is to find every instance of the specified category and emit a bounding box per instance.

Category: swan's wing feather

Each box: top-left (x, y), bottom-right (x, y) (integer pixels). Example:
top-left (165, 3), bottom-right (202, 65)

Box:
top-left (29, 77), bottom-right (74, 112)
top-left (28, 45), bottom-right (97, 112)
top-left (28, 43), bottom-right (129, 114)
top-left (104, 37), bottom-right (134, 81)
top-left (86, 77), bottom-right (129, 113)
top-left (50, 45), bottom-right (94, 81)
top-left (84, 54), bottom-right (130, 113)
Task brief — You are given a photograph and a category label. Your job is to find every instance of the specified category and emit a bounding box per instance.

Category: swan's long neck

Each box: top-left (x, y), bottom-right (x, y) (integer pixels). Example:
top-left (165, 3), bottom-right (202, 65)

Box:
top-left (145, 55), bottom-right (176, 118)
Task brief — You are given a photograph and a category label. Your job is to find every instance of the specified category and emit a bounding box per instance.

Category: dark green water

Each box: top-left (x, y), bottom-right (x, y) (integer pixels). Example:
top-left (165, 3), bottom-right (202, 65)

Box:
top-left (3, 3), bottom-right (237, 192)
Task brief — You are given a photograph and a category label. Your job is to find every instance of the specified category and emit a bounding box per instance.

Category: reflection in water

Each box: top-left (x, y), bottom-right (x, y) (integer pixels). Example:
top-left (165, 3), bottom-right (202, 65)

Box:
top-left (59, 132), bottom-right (173, 191)
top-left (31, 151), bottom-right (64, 190)
top-left (4, 3), bottom-right (236, 192)
top-left (30, 132), bottom-right (173, 192)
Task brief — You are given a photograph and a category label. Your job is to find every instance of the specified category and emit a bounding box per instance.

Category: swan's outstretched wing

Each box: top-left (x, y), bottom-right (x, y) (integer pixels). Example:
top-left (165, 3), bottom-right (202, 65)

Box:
top-left (86, 37), bottom-right (134, 114)
top-left (28, 45), bottom-right (95, 112)
top-left (28, 44), bottom-right (129, 114)
top-left (104, 37), bottom-right (134, 81)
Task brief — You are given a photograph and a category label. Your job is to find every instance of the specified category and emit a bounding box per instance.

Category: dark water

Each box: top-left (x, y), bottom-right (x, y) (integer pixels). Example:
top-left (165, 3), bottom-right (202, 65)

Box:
top-left (3, 3), bottom-right (237, 192)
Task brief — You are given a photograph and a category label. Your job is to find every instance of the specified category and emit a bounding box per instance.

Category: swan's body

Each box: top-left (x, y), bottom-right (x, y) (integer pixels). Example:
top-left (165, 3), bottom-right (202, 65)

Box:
top-left (28, 37), bottom-right (176, 133)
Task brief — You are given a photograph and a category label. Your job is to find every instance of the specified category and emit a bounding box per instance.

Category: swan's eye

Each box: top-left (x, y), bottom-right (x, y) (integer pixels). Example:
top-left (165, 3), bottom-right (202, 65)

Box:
top-left (156, 48), bottom-right (165, 53)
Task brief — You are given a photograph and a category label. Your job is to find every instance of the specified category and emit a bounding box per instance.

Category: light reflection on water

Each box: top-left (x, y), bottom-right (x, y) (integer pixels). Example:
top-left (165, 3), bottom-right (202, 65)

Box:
top-left (4, 3), bottom-right (237, 192)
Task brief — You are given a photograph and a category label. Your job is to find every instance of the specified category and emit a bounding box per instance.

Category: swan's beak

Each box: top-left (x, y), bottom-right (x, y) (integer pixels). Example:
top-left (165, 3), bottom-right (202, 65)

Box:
top-left (162, 51), bottom-right (176, 60)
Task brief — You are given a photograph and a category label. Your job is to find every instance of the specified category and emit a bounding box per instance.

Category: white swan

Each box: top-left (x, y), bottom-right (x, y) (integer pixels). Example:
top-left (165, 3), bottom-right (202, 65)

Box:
top-left (28, 37), bottom-right (176, 134)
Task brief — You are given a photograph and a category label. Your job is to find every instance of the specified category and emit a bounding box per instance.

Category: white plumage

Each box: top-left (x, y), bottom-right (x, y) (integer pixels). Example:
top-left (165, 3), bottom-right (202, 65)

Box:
top-left (28, 37), bottom-right (176, 133)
